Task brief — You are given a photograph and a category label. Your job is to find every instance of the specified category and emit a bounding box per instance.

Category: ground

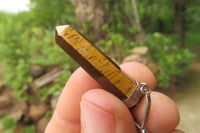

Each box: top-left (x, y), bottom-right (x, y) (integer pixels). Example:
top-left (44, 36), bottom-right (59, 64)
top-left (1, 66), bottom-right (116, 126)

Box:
top-left (159, 63), bottom-right (200, 133)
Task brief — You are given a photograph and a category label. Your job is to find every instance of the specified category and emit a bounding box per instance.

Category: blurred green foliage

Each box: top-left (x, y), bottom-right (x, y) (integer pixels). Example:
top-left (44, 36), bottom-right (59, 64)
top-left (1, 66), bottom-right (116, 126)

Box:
top-left (23, 125), bottom-right (35, 133)
top-left (0, 0), bottom-right (199, 132)
top-left (100, 0), bottom-right (197, 88)
top-left (29, 27), bottom-right (76, 69)
top-left (44, 110), bottom-right (53, 118)
top-left (29, 0), bottom-right (75, 28)
top-left (99, 23), bottom-right (135, 60)
top-left (139, 33), bottom-right (195, 88)
top-left (0, 0), bottom-right (199, 100)
top-left (185, 32), bottom-right (200, 45)
top-left (0, 11), bottom-right (75, 100)
top-left (185, 1), bottom-right (200, 32)
top-left (102, 0), bottom-right (175, 33)
top-left (0, 12), bottom-right (32, 100)
top-left (1, 116), bottom-right (17, 133)
top-left (99, 23), bottom-right (195, 88)
top-left (39, 71), bottom-right (71, 101)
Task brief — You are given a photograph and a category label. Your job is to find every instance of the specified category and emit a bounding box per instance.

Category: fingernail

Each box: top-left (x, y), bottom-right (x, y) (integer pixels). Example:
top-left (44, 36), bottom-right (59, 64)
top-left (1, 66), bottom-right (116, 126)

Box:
top-left (80, 100), bottom-right (116, 133)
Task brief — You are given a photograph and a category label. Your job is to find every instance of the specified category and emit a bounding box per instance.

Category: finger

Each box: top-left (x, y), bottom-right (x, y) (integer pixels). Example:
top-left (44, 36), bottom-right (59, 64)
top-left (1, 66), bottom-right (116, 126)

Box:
top-left (81, 89), bottom-right (137, 133)
top-left (45, 68), bottom-right (100, 133)
top-left (132, 92), bottom-right (180, 133)
top-left (121, 64), bottom-right (180, 133)
top-left (45, 62), bottom-right (156, 133)
top-left (80, 89), bottom-right (182, 133)
top-left (120, 62), bottom-right (156, 89)
top-left (171, 129), bottom-right (185, 133)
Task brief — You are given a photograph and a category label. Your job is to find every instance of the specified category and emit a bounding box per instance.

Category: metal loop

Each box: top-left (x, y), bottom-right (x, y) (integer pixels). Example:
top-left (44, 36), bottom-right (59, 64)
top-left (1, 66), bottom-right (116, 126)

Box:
top-left (140, 83), bottom-right (151, 95)
top-left (135, 83), bottom-right (151, 133)
top-left (141, 129), bottom-right (148, 133)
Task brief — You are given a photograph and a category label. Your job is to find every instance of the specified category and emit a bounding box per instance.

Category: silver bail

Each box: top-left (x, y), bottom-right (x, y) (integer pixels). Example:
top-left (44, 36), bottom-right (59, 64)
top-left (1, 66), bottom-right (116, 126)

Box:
top-left (123, 80), bottom-right (143, 108)
top-left (135, 83), bottom-right (151, 133)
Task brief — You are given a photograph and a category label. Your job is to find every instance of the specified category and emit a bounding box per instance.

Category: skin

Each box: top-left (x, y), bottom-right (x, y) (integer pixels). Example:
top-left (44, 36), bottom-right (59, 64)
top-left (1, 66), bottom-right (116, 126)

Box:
top-left (45, 62), bottom-right (184, 133)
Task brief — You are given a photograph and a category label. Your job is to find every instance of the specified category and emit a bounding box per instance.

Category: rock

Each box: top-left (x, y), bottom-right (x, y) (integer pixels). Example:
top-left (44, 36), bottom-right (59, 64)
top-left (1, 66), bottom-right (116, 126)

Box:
top-left (36, 117), bottom-right (50, 133)
top-left (123, 46), bottom-right (158, 75)
top-left (0, 90), bottom-right (14, 109)
top-left (28, 104), bottom-right (49, 121)
top-left (123, 54), bottom-right (150, 65)
top-left (123, 55), bottom-right (140, 63)
top-left (9, 101), bottom-right (27, 121)
top-left (147, 58), bottom-right (158, 75)
top-left (30, 65), bottom-right (46, 79)
top-left (131, 46), bottom-right (148, 55)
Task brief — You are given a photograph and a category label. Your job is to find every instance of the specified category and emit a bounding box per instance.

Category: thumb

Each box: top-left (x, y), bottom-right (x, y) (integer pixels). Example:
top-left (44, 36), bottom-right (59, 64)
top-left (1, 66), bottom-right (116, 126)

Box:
top-left (80, 89), bottom-right (138, 133)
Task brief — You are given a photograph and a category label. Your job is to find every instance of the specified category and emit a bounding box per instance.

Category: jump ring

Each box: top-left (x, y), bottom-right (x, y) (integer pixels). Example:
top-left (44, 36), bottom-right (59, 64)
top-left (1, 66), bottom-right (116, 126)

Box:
top-left (140, 83), bottom-right (151, 95)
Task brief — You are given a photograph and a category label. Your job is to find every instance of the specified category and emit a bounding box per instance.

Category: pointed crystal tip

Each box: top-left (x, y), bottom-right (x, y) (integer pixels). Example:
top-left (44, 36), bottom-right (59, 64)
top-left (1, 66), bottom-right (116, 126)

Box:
top-left (56, 25), bottom-right (69, 35)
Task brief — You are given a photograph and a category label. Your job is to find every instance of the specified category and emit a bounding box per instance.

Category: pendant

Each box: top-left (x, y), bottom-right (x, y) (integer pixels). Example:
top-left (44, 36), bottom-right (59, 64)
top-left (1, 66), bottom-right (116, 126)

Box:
top-left (55, 25), bottom-right (151, 132)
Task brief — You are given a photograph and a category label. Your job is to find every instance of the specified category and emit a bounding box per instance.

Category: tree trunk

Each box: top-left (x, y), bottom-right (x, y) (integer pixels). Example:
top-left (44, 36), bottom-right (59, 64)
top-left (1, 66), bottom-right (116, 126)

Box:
top-left (174, 0), bottom-right (186, 48)
top-left (71, 0), bottom-right (106, 41)
top-left (131, 0), bottom-right (146, 41)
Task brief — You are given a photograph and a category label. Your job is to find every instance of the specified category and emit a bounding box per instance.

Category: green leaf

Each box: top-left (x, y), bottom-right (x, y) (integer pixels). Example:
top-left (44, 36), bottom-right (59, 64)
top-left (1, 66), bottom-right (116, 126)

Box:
top-left (23, 125), bottom-right (35, 133)
top-left (129, 26), bottom-right (137, 34)
top-left (1, 116), bottom-right (17, 131)
top-left (101, 24), bottom-right (109, 31)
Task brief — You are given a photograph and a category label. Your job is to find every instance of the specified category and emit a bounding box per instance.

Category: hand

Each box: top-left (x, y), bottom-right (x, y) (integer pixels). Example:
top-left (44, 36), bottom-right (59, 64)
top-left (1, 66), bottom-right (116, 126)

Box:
top-left (45, 62), bottom-right (183, 133)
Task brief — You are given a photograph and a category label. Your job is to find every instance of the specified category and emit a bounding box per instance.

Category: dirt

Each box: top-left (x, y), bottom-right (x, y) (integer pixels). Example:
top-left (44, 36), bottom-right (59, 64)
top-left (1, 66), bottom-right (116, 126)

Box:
top-left (158, 65), bottom-right (200, 133)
